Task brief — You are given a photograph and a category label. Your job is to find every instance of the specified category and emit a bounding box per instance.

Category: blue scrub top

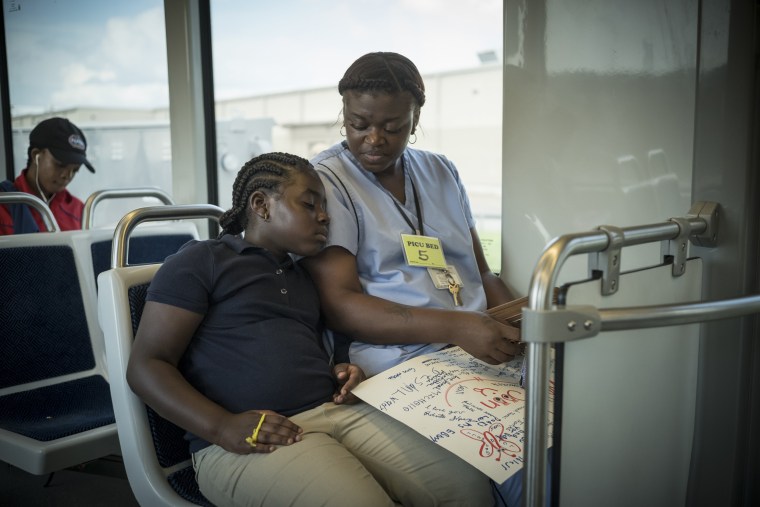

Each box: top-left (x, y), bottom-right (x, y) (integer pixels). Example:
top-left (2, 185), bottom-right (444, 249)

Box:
top-left (312, 142), bottom-right (488, 376)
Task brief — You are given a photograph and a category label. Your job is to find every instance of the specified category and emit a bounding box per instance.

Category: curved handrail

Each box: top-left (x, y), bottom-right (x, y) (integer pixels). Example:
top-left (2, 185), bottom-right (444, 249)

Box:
top-left (522, 294), bottom-right (760, 342)
top-left (0, 192), bottom-right (60, 232)
top-left (82, 188), bottom-right (175, 230)
top-left (111, 204), bottom-right (225, 269)
top-left (598, 294), bottom-right (760, 330)
top-left (522, 215), bottom-right (708, 507)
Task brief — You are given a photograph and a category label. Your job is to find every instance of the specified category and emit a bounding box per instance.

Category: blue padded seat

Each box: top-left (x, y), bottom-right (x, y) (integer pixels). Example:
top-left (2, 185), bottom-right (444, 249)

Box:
top-left (90, 234), bottom-right (194, 283)
top-left (1, 246), bottom-right (95, 387)
top-left (127, 282), bottom-right (213, 507)
top-left (96, 204), bottom-right (220, 505)
top-left (0, 240), bottom-right (118, 474)
top-left (169, 467), bottom-right (214, 507)
top-left (0, 376), bottom-right (114, 441)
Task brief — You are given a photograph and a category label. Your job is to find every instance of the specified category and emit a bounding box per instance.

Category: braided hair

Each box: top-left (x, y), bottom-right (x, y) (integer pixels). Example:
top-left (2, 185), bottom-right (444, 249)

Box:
top-left (338, 52), bottom-right (426, 108)
top-left (218, 152), bottom-right (313, 238)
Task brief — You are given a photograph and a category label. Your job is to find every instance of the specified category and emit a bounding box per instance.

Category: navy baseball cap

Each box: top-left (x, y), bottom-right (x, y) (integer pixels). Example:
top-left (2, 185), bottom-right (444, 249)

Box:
top-left (29, 117), bottom-right (95, 173)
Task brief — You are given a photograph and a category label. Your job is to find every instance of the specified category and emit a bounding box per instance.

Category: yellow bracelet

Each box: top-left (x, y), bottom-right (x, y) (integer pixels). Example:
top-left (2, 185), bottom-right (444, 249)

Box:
top-left (245, 413), bottom-right (266, 447)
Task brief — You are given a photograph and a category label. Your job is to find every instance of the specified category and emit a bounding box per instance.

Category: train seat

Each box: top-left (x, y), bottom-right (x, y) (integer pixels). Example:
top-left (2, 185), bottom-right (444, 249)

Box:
top-left (0, 211), bottom-right (197, 475)
top-left (97, 204), bottom-right (222, 507)
top-left (81, 187), bottom-right (197, 285)
top-left (88, 223), bottom-right (197, 287)
top-left (98, 261), bottom-right (213, 506)
top-left (0, 232), bottom-right (120, 475)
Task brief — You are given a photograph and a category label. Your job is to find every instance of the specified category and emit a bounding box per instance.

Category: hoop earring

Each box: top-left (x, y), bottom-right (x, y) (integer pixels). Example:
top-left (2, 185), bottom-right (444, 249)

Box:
top-left (340, 125), bottom-right (346, 137)
top-left (262, 210), bottom-right (270, 222)
top-left (409, 133), bottom-right (417, 145)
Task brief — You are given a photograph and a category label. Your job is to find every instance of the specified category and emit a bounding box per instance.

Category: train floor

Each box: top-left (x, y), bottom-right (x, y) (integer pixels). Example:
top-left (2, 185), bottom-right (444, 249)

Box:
top-left (0, 455), bottom-right (139, 506)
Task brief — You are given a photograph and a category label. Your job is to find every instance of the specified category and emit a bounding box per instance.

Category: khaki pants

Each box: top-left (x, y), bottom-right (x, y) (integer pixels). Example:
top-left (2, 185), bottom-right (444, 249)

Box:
top-left (193, 401), bottom-right (494, 507)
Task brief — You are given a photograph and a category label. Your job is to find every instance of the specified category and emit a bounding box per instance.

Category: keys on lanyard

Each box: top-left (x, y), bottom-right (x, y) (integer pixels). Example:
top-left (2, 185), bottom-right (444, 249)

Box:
top-left (425, 266), bottom-right (464, 307)
top-left (445, 270), bottom-right (463, 307)
top-left (448, 282), bottom-right (463, 306)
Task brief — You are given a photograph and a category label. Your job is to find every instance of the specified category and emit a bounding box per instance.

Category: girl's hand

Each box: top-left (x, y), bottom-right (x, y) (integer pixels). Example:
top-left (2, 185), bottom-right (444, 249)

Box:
top-left (332, 363), bottom-right (366, 405)
top-left (216, 410), bottom-right (303, 454)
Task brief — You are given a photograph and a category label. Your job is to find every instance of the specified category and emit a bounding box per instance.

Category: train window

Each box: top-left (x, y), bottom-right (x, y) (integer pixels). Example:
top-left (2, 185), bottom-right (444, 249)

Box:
top-left (4, 0), bottom-right (171, 226)
top-left (209, 0), bottom-right (504, 270)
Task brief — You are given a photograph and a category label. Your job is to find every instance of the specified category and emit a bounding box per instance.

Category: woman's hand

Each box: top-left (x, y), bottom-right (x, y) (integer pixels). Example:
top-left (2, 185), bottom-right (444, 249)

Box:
top-left (215, 410), bottom-right (303, 454)
top-left (332, 363), bottom-right (366, 405)
top-left (452, 312), bottom-right (522, 365)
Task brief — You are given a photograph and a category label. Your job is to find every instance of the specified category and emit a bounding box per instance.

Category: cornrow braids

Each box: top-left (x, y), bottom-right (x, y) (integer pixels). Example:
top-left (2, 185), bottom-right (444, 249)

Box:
top-left (218, 152), bottom-right (312, 238)
top-left (338, 52), bottom-right (426, 108)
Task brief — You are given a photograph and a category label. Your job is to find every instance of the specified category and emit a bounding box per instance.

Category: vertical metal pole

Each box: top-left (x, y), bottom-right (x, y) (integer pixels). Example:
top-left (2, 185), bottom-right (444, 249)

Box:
top-left (522, 233), bottom-right (609, 506)
top-left (524, 342), bottom-right (551, 506)
top-left (523, 238), bottom-right (569, 507)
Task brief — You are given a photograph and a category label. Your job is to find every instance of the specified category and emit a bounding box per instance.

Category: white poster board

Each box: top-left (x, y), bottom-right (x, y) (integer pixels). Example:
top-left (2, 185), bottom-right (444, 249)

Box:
top-left (353, 346), bottom-right (553, 483)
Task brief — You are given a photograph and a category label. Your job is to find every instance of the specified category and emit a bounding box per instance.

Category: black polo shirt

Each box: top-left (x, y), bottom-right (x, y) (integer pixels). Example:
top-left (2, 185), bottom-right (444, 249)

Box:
top-left (147, 235), bottom-right (335, 452)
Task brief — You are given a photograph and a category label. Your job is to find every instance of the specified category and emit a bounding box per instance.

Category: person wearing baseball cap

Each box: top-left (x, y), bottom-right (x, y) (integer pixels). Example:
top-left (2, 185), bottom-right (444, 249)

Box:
top-left (0, 117), bottom-right (95, 235)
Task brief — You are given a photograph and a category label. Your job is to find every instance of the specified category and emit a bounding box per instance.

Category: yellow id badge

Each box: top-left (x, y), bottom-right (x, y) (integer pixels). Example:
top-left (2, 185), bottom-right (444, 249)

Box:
top-left (400, 233), bottom-right (447, 269)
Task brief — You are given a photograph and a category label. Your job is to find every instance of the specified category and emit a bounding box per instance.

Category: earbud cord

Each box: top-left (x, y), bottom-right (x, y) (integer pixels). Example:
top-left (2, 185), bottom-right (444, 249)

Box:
top-left (34, 155), bottom-right (56, 204)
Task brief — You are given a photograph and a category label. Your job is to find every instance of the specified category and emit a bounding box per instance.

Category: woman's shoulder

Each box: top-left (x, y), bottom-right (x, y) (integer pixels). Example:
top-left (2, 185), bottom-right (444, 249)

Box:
top-left (405, 147), bottom-right (461, 185)
top-left (310, 141), bottom-right (349, 169)
top-left (405, 146), bottom-right (453, 166)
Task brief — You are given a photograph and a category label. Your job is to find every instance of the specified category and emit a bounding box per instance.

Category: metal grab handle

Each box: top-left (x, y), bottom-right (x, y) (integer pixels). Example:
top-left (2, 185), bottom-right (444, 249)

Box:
top-left (0, 192), bottom-right (60, 232)
top-left (111, 204), bottom-right (224, 268)
top-left (599, 294), bottom-right (760, 330)
top-left (82, 187), bottom-right (175, 229)
top-left (522, 294), bottom-right (760, 343)
top-left (527, 216), bottom-right (709, 312)
top-left (522, 203), bottom-right (721, 507)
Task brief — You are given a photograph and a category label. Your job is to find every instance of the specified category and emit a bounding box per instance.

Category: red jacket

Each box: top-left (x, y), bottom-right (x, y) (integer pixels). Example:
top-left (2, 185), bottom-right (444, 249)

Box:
top-left (0, 169), bottom-right (84, 235)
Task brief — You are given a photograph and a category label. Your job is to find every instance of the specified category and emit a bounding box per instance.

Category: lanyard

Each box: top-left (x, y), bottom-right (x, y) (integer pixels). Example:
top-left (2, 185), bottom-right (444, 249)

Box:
top-left (390, 160), bottom-right (424, 235)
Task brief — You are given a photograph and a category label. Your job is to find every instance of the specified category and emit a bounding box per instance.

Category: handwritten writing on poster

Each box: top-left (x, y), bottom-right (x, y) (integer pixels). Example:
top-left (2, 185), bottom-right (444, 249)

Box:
top-left (352, 346), bottom-right (554, 483)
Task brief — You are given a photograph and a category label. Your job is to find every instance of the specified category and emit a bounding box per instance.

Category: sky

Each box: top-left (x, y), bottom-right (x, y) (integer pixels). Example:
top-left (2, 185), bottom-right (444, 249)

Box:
top-left (3, 0), bottom-right (503, 114)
